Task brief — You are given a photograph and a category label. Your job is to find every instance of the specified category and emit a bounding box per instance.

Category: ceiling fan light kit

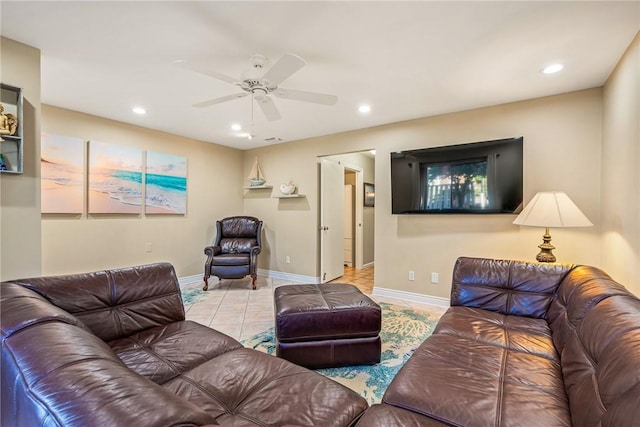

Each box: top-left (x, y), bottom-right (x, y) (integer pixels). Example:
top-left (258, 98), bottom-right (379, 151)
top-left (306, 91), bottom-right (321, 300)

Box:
top-left (191, 53), bottom-right (338, 123)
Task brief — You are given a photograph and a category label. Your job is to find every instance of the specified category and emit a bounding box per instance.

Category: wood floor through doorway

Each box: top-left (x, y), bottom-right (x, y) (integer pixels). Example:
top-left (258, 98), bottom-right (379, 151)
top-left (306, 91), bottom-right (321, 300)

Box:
top-left (329, 266), bottom-right (374, 294)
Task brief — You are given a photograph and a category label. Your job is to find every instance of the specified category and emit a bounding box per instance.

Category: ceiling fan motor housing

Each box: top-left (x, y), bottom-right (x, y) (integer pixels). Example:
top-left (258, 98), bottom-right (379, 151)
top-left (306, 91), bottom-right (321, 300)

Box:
top-left (253, 87), bottom-right (269, 99)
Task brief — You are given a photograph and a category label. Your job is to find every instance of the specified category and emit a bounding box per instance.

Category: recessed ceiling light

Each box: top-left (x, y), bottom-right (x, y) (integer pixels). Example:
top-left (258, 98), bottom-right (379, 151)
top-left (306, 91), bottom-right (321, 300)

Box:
top-left (358, 104), bottom-right (372, 114)
top-left (231, 123), bottom-right (242, 131)
top-left (132, 106), bottom-right (146, 115)
top-left (542, 64), bottom-right (564, 74)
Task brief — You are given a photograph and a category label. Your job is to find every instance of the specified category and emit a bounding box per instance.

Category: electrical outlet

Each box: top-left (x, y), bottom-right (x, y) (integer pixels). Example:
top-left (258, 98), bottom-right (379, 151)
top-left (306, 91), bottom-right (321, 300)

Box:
top-left (285, 256), bottom-right (291, 264)
top-left (408, 271), bottom-right (415, 281)
top-left (431, 272), bottom-right (439, 284)
top-left (145, 243), bottom-right (152, 253)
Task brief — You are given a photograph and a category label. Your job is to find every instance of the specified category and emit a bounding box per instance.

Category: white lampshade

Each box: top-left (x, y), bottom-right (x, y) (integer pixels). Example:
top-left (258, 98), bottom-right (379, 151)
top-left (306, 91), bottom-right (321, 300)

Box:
top-left (513, 191), bottom-right (592, 228)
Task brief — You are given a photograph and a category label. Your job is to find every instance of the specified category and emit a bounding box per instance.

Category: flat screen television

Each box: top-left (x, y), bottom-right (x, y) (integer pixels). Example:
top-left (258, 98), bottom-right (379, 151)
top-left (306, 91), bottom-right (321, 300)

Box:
top-left (391, 137), bottom-right (523, 214)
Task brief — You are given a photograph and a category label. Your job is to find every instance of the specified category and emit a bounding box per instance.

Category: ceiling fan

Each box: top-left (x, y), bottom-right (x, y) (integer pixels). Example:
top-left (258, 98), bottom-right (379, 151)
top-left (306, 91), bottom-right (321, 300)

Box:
top-left (190, 53), bottom-right (338, 121)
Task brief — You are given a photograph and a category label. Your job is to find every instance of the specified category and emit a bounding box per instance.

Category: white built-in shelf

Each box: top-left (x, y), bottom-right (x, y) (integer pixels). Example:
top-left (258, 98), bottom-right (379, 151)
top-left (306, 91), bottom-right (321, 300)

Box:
top-left (244, 185), bottom-right (273, 190)
top-left (1, 83), bottom-right (24, 174)
top-left (273, 194), bottom-right (306, 199)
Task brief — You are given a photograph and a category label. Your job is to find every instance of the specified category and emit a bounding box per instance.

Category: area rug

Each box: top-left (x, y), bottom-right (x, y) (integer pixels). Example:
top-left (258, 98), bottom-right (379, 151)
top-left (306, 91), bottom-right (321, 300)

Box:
top-left (180, 285), bottom-right (209, 305)
top-left (242, 302), bottom-right (439, 405)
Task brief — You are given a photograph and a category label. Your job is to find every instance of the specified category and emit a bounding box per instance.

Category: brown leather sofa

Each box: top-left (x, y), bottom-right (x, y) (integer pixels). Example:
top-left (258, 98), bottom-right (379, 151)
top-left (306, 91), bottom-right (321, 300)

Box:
top-left (356, 257), bottom-right (640, 426)
top-left (1, 263), bottom-right (368, 427)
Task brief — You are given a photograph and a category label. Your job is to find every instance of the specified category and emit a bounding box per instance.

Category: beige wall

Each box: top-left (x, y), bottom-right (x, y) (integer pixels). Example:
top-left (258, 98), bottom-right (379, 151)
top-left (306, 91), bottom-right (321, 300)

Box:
top-left (0, 37), bottom-right (42, 280)
top-left (9, 35), bottom-right (636, 298)
top-left (602, 32), bottom-right (640, 295)
top-left (245, 89), bottom-right (603, 297)
top-left (41, 105), bottom-right (243, 278)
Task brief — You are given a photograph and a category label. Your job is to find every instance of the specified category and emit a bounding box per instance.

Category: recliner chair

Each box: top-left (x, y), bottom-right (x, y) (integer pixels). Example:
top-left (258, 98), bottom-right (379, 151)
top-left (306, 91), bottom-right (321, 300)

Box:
top-left (203, 216), bottom-right (263, 291)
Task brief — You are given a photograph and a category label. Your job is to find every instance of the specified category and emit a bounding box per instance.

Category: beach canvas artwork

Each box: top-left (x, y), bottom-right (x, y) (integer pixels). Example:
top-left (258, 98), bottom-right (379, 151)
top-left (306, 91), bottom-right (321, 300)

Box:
top-left (41, 133), bottom-right (85, 214)
top-left (145, 151), bottom-right (187, 214)
top-left (88, 141), bottom-right (143, 214)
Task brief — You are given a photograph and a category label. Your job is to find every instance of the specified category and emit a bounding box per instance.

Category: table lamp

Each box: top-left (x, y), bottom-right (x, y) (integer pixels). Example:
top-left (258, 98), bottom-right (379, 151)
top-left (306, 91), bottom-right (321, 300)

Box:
top-left (513, 191), bottom-right (592, 262)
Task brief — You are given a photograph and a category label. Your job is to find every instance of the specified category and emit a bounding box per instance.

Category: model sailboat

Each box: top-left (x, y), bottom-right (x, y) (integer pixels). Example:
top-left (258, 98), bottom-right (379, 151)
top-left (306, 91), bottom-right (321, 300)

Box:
top-left (248, 157), bottom-right (266, 187)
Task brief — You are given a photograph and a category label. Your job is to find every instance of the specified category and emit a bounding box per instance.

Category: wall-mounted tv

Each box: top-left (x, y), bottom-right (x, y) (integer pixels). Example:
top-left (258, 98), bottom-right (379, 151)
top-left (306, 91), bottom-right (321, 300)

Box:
top-left (391, 137), bottom-right (523, 214)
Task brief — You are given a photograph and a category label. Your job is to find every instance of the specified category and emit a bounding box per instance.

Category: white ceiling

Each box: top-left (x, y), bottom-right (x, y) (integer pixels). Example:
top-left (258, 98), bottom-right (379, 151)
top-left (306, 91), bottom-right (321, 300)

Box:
top-left (1, 1), bottom-right (638, 150)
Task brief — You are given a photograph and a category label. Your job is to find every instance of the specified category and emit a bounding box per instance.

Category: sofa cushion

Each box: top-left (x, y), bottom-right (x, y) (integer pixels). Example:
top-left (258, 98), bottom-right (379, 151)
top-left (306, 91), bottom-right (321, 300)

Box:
top-left (275, 283), bottom-right (381, 342)
top-left (451, 257), bottom-right (572, 319)
top-left (163, 347), bottom-right (369, 426)
top-left (547, 265), bottom-right (640, 426)
top-left (382, 307), bottom-right (570, 427)
top-left (109, 320), bottom-right (243, 384)
top-left (357, 404), bottom-right (452, 426)
top-left (219, 238), bottom-right (257, 254)
top-left (10, 263), bottom-right (185, 342)
top-left (0, 282), bottom-right (91, 339)
top-left (433, 306), bottom-right (558, 358)
top-left (211, 252), bottom-right (250, 265)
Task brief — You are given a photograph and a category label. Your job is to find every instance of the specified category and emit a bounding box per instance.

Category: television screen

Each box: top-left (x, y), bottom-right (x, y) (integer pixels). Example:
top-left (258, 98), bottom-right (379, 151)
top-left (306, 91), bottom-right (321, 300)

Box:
top-left (391, 137), bottom-right (523, 214)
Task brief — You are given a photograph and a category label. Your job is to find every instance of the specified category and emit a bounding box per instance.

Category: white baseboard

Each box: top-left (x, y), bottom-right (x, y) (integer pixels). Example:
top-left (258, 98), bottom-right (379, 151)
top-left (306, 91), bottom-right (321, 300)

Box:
top-left (180, 272), bottom-right (450, 308)
top-left (257, 268), bottom-right (320, 284)
top-left (362, 261), bottom-right (374, 269)
top-left (373, 287), bottom-right (450, 308)
top-left (179, 270), bottom-right (319, 288)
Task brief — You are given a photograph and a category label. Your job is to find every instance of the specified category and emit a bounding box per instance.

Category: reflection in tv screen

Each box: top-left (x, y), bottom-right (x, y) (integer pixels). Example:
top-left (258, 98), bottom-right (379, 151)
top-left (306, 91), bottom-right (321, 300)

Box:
top-left (425, 159), bottom-right (488, 210)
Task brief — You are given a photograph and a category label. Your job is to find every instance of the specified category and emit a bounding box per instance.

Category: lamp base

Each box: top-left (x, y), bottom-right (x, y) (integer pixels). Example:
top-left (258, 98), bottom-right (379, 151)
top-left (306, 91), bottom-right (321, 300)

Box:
top-left (536, 227), bottom-right (556, 263)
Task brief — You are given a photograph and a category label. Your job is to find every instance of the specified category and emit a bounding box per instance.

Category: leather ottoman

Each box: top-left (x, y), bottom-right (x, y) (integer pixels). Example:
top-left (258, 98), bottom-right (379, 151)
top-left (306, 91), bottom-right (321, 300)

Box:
top-left (274, 283), bottom-right (382, 369)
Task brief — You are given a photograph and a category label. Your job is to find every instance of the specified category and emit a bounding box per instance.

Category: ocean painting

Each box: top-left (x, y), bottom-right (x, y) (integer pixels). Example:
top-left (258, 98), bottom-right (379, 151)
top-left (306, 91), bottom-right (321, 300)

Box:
top-left (41, 133), bottom-right (85, 214)
top-left (88, 141), bottom-right (143, 214)
top-left (145, 151), bottom-right (187, 214)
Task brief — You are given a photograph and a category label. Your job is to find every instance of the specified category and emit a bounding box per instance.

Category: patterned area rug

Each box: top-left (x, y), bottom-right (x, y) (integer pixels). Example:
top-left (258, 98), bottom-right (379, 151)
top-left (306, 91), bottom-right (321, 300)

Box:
top-left (181, 285), bottom-right (208, 305)
top-left (242, 302), bottom-right (438, 405)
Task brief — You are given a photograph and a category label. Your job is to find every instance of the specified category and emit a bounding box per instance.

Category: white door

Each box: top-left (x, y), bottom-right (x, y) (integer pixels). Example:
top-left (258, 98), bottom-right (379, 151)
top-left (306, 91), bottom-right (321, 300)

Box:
top-left (320, 158), bottom-right (345, 283)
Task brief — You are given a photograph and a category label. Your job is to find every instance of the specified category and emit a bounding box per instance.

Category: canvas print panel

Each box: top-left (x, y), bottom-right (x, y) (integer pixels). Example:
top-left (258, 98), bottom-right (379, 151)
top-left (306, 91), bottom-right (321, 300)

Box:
top-left (41, 133), bottom-right (85, 214)
top-left (88, 141), bottom-right (142, 214)
top-left (145, 151), bottom-right (187, 214)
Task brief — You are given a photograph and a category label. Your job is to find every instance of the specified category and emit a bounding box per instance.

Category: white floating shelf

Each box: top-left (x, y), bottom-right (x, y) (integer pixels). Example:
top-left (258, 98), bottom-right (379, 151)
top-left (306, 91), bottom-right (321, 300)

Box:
top-left (273, 194), bottom-right (306, 198)
top-left (244, 185), bottom-right (273, 190)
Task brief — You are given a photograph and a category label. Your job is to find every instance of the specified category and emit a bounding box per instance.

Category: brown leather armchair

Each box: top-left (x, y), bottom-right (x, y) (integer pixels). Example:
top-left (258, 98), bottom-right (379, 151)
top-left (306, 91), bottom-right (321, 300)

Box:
top-left (203, 216), bottom-right (263, 290)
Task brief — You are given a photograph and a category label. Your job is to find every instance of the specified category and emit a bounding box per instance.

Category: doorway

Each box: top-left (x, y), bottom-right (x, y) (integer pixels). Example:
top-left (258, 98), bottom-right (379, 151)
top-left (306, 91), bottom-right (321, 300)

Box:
top-left (319, 151), bottom-right (375, 285)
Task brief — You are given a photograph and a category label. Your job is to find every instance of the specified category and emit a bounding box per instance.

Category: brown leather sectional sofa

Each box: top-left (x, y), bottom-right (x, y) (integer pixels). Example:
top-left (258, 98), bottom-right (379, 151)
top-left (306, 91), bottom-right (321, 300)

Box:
top-left (1, 263), bottom-right (367, 426)
top-left (356, 257), bottom-right (640, 426)
top-left (2, 258), bottom-right (639, 426)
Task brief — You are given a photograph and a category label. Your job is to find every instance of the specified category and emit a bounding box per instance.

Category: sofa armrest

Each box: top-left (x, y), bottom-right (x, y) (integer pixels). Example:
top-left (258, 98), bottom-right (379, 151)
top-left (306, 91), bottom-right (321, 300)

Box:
top-left (450, 257), bottom-right (573, 319)
top-left (11, 263), bottom-right (185, 341)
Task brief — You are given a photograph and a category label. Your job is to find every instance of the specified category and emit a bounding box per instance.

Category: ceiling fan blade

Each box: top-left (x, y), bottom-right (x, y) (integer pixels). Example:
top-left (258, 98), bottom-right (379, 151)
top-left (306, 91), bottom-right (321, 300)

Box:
top-left (180, 62), bottom-right (239, 85)
top-left (255, 96), bottom-right (281, 121)
top-left (262, 53), bottom-right (306, 86)
top-left (193, 92), bottom-right (247, 108)
top-left (274, 88), bottom-right (338, 105)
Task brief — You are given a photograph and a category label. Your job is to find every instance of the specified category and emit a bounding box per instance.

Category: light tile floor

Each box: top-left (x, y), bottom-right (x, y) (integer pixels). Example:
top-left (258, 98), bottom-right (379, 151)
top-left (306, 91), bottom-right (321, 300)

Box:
top-left (184, 273), bottom-right (448, 341)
